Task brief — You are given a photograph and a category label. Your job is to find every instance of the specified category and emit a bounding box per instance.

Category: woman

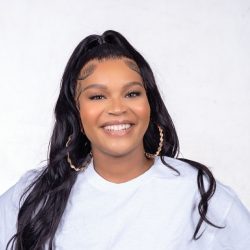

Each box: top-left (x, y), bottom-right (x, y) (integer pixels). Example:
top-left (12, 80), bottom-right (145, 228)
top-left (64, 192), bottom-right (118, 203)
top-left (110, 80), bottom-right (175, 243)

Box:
top-left (0, 30), bottom-right (249, 250)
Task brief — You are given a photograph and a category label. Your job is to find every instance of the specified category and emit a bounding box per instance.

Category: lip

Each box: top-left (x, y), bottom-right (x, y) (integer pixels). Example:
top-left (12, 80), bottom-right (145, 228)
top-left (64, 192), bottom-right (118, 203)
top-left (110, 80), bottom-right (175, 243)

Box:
top-left (101, 120), bottom-right (135, 127)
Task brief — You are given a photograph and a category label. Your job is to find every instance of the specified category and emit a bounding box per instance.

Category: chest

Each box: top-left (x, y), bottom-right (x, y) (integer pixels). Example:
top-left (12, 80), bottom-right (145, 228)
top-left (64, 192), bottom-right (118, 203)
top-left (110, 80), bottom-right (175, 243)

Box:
top-left (54, 180), bottom-right (206, 250)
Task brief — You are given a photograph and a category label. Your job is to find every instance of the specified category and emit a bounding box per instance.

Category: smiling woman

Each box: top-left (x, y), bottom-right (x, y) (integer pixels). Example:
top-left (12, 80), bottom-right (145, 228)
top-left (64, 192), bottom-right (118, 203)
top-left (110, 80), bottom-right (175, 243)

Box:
top-left (0, 30), bottom-right (250, 250)
top-left (76, 59), bottom-right (152, 177)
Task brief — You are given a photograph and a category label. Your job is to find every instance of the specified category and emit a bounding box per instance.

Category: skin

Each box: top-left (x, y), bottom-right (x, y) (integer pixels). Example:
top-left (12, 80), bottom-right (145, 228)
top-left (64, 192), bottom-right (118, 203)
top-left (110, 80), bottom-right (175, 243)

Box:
top-left (76, 57), bottom-right (154, 183)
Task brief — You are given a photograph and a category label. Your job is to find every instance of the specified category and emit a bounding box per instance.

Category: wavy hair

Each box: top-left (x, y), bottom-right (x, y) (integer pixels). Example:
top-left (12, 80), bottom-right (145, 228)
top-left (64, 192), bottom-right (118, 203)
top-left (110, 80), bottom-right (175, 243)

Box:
top-left (7, 30), bottom-right (223, 249)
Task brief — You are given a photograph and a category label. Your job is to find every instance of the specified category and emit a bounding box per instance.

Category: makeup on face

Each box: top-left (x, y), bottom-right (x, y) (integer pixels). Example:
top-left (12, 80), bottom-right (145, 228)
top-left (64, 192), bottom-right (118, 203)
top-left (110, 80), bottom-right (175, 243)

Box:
top-left (75, 58), bottom-right (150, 158)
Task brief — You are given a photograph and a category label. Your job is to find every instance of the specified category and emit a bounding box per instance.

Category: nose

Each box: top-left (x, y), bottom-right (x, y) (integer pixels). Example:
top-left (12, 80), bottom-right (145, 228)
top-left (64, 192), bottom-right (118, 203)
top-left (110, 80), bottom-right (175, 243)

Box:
top-left (106, 97), bottom-right (127, 116)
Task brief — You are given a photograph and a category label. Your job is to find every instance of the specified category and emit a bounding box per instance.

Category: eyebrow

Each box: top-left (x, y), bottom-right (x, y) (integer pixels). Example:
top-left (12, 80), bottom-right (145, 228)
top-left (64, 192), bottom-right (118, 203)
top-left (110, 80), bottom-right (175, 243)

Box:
top-left (81, 81), bottom-right (144, 93)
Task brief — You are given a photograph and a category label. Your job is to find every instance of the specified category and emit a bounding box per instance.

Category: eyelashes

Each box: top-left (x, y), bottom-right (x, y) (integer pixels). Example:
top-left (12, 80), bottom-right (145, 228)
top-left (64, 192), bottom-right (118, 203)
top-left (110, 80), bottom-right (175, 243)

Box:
top-left (89, 95), bottom-right (104, 100)
top-left (88, 91), bottom-right (141, 100)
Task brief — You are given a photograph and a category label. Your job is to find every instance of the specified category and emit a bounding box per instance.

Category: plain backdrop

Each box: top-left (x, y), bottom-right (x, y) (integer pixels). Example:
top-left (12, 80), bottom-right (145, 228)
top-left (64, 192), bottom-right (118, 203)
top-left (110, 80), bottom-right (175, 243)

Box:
top-left (0, 0), bottom-right (249, 209)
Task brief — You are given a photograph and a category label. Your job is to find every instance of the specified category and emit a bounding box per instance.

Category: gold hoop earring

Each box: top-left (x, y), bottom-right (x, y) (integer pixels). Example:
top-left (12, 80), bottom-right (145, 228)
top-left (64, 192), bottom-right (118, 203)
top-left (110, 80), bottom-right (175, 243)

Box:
top-left (145, 125), bottom-right (164, 159)
top-left (66, 134), bottom-right (92, 171)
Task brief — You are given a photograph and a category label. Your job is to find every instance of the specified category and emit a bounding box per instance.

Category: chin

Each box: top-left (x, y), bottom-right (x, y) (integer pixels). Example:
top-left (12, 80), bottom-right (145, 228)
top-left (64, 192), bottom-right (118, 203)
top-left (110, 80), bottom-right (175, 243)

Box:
top-left (97, 147), bottom-right (135, 158)
top-left (106, 151), bottom-right (132, 158)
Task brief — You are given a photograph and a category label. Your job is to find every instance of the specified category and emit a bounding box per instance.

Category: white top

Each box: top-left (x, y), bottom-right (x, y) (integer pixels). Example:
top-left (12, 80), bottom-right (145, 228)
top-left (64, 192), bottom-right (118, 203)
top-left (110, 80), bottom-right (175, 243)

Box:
top-left (0, 156), bottom-right (250, 250)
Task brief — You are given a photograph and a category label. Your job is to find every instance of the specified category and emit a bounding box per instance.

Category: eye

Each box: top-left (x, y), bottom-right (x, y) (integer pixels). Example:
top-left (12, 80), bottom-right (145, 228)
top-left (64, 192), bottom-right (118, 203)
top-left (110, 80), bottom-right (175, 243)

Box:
top-left (126, 91), bottom-right (141, 98)
top-left (89, 94), bottom-right (105, 100)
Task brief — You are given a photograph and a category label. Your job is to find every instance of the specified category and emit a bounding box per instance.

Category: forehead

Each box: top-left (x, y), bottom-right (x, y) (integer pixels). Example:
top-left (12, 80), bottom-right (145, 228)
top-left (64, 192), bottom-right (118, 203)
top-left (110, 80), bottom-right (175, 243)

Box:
top-left (78, 57), bottom-right (141, 81)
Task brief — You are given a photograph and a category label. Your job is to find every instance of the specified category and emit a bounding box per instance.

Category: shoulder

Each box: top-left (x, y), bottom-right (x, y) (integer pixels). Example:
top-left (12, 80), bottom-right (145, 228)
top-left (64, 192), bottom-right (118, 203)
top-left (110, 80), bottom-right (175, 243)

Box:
top-left (152, 156), bottom-right (200, 181)
top-left (155, 157), bottom-right (250, 247)
top-left (0, 169), bottom-right (40, 248)
top-left (210, 182), bottom-right (250, 248)
top-left (156, 156), bottom-right (250, 247)
top-left (154, 156), bottom-right (237, 195)
top-left (0, 169), bottom-right (40, 207)
top-left (153, 156), bottom-right (247, 220)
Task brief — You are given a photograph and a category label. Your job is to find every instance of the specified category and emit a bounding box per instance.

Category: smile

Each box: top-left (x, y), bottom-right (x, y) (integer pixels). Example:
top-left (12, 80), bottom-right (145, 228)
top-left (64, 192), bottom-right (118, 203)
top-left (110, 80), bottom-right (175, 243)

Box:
top-left (102, 123), bottom-right (133, 136)
top-left (103, 124), bottom-right (132, 131)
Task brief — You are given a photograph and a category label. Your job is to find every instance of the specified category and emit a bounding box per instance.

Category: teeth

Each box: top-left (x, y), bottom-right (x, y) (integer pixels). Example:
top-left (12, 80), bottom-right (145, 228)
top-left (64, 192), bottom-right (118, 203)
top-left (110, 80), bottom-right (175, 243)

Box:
top-left (104, 124), bottom-right (132, 131)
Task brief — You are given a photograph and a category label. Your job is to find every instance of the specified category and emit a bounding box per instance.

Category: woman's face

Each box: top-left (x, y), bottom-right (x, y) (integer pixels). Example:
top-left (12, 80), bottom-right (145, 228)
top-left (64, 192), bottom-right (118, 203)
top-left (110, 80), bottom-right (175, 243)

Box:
top-left (76, 57), bottom-right (151, 157)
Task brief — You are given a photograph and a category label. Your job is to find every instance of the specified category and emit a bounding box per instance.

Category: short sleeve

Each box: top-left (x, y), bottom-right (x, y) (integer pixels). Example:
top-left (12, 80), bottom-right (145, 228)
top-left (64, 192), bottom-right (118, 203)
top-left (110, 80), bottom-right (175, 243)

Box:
top-left (211, 193), bottom-right (250, 250)
top-left (0, 170), bottom-right (38, 249)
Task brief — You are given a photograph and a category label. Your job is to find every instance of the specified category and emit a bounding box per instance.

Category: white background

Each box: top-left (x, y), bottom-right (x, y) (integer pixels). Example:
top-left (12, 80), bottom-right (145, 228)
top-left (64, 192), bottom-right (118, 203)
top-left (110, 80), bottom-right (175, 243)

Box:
top-left (0, 0), bottom-right (249, 209)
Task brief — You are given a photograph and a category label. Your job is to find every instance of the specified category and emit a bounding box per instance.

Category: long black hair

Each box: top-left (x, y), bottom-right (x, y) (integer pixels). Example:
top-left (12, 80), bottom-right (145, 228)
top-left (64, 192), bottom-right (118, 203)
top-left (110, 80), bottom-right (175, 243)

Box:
top-left (7, 30), bottom-right (223, 249)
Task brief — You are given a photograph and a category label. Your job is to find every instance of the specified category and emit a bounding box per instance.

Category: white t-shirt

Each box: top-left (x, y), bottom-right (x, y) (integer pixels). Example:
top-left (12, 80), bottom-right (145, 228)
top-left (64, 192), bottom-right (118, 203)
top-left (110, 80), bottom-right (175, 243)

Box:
top-left (0, 156), bottom-right (250, 250)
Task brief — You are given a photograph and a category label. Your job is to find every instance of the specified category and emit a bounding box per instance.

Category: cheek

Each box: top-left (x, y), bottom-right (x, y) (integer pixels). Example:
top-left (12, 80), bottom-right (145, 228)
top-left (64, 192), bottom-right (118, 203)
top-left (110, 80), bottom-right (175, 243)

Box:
top-left (79, 104), bottom-right (102, 128)
top-left (132, 99), bottom-right (151, 123)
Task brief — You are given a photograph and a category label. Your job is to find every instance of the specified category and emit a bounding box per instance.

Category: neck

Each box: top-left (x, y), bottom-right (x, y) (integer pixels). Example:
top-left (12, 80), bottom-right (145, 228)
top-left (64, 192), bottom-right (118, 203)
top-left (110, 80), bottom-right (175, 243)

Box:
top-left (91, 147), bottom-right (154, 184)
